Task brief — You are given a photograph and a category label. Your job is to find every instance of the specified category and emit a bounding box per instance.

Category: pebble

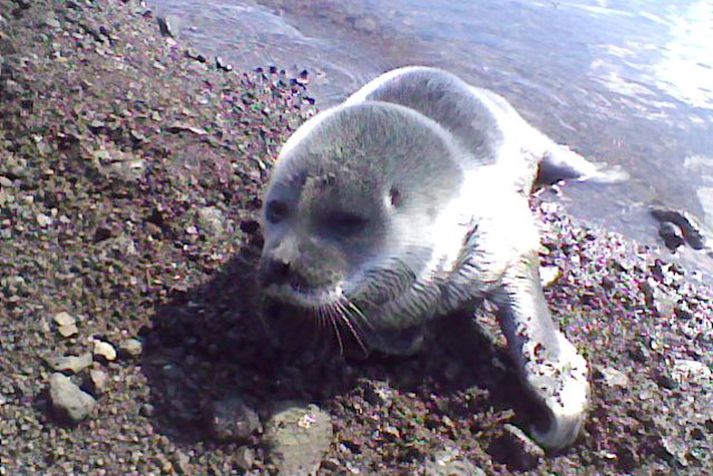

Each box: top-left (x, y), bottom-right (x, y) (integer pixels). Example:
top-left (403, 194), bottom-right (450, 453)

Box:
top-left (207, 397), bottom-right (261, 442)
top-left (49, 373), bottom-right (97, 424)
top-left (53, 311), bottom-right (76, 327)
top-left (119, 338), bottom-right (143, 357)
top-left (53, 312), bottom-right (78, 337)
top-left (658, 221), bottom-right (685, 251)
top-left (424, 447), bottom-right (486, 476)
top-left (89, 369), bottom-right (109, 393)
top-left (156, 15), bottom-right (180, 38)
top-left (93, 340), bottom-right (117, 361)
top-left (235, 446), bottom-right (255, 471)
top-left (264, 402), bottom-right (333, 475)
top-left (491, 424), bottom-right (544, 471)
top-left (197, 206), bottom-right (225, 236)
top-left (594, 366), bottom-right (630, 387)
top-left (36, 213), bottom-right (53, 227)
top-left (215, 56), bottom-right (233, 72)
top-left (46, 353), bottom-right (93, 374)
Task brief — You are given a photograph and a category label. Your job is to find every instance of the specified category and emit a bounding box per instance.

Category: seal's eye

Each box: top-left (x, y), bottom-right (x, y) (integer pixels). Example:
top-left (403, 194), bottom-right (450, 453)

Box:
top-left (265, 200), bottom-right (289, 224)
top-left (327, 212), bottom-right (369, 236)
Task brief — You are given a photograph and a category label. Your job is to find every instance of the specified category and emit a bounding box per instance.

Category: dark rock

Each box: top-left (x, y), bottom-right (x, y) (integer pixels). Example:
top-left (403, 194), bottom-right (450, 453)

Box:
top-left (206, 397), bottom-right (261, 442)
top-left (157, 15), bottom-right (179, 38)
top-left (650, 205), bottom-right (710, 250)
top-left (215, 56), bottom-right (233, 72)
top-left (184, 48), bottom-right (207, 63)
top-left (489, 424), bottom-right (544, 471)
top-left (658, 221), bottom-right (685, 251)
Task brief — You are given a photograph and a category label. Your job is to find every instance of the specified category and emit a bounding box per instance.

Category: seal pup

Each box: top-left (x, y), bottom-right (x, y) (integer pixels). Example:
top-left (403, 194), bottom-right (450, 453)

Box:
top-left (258, 66), bottom-right (626, 451)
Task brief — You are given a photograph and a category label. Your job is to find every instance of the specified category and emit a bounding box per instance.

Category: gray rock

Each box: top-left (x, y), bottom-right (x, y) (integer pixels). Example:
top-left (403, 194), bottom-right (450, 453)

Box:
top-left (49, 373), bottom-right (96, 424)
top-left (119, 338), bottom-right (143, 357)
top-left (640, 278), bottom-right (676, 317)
top-left (41, 14), bottom-right (61, 29)
top-left (207, 397), bottom-right (261, 442)
top-left (197, 206), bottom-right (225, 236)
top-left (89, 369), bottom-right (109, 394)
top-left (593, 365), bottom-right (630, 387)
top-left (53, 311), bottom-right (76, 327)
top-left (424, 447), bottom-right (486, 475)
top-left (264, 402), bottom-right (333, 475)
top-left (235, 446), bottom-right (255, 471)
top-left (45, 353), bottom-right (93, 374)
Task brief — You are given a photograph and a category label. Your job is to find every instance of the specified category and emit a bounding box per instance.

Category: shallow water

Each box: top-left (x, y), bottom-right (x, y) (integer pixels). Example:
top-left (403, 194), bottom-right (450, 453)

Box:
top-left (149, 0), bottom-right (713, 274)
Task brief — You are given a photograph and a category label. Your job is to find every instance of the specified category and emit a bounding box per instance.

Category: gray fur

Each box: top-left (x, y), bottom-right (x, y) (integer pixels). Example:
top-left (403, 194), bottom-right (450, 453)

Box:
top-left (259, 67), bottom-right (623, 451)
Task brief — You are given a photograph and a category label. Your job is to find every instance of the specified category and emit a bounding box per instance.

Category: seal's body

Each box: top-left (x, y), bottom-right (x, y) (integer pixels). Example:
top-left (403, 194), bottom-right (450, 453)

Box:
top-left (258, 67), bottom-right (625, 450)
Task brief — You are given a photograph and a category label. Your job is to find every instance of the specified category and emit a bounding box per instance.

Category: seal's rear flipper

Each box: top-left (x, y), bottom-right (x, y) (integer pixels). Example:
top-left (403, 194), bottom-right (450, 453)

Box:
top-left (537, 144), bottom-right (629, 185)
top-left (491, 253), bottom-right (590, 451)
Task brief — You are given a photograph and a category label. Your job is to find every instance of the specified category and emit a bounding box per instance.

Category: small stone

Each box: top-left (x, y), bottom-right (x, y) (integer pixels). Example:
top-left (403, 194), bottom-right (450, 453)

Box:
top-left (264, 402), bottom-right (333, 475)
top-left (593, 366), bottom-right (630, 387)
top-left (157, 15), bottom-right (180, 38)
top-left (658, 221), bottom-right (685, 251)
top-left (45, 353), bottom-right (93, 374)
top-left (89, 369), bottom-right (109, 393)
top-left (36, 213), bottom-right (53, 227)
top-left (185, 48), bottom-right (207, 63)
top-left (424, 447), bottom-right (486, 476)
top-left (119, 338), bottom-right (143, 357)
top-left (41, 14), bottom-right (61, 29)
top-left (58, 324), bottom-right (79, 338)
top-left (235, 446), bottom-right (255, 471)
top-left (173, 450), bottom-right (191, 474)
top-left (207, 398), bottom-right (261, 442)
top-left (93, 340), bottom-right (117, 361)
top-left (197, 206), bottom-right (225, 236)
top-left (167, 123), bottom-right (207, 136)
top-left (215, 56), bottom-right (233, 72)
top-left (49, 373), bottom-right (96, 424)
top-left (53, 311), bottom-right (76, 327)
top-left (490, 424), bottom-right (544, 471)
top-left (650, 205), bottom-right (710, 250)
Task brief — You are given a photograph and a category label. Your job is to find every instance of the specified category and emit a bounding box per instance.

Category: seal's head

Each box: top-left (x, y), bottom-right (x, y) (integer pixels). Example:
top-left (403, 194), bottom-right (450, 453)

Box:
top-left (258, 101), bottom-right (464, 324)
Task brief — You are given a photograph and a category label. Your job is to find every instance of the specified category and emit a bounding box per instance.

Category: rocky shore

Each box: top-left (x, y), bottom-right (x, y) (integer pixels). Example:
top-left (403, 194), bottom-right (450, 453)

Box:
top-left (0, 1), bottom-right (711, 474)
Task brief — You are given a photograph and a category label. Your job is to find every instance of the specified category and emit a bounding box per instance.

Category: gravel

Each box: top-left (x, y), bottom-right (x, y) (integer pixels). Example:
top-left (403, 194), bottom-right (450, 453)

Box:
top-left (0, 0), bottom-right (710, 474)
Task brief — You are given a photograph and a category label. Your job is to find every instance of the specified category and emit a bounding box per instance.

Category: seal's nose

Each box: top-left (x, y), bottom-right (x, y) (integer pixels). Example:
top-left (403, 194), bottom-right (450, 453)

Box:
top-left (258, 258), bottom-right (291, 287)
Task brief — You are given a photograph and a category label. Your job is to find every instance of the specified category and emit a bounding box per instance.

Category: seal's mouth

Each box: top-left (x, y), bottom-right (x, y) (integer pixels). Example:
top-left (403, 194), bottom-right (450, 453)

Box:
top-left (263, 282), bottom-right (346, 309)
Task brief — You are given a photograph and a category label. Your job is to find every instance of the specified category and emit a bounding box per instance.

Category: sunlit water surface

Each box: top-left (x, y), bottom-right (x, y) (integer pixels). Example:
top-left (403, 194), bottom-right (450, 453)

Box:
top-left (149, 0), bottom-right (713, 276)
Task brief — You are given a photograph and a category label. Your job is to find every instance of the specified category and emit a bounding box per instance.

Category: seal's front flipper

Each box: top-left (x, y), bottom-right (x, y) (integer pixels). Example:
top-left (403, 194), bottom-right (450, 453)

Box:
top-left (537, 142), bottom-right (629, 185)
top-left (491, 253), bottom-right (590, 451)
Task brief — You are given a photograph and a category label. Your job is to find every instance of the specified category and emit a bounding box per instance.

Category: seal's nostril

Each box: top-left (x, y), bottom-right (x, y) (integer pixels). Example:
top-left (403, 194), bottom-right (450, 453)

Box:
top-left (272, 259), bottom-right (290, 278)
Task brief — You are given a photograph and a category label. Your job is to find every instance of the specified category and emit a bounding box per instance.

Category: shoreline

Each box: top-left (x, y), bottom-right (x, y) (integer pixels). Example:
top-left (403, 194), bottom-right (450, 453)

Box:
top-left (1, 1), bottom-right (711, 474)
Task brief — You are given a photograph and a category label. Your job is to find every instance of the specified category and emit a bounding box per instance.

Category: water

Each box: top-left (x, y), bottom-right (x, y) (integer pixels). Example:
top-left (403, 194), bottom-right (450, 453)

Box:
top-left (149, 0), bottom-right (713, 275)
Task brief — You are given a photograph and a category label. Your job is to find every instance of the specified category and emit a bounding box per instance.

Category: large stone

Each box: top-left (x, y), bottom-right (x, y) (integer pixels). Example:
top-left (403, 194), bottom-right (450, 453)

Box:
top-left (264, 402), bottom-right (333, 475)
top-left (49, 373), bottom-right (96, 424)
top-left (207, 397), bottom-right (261, 442)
